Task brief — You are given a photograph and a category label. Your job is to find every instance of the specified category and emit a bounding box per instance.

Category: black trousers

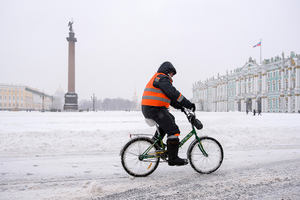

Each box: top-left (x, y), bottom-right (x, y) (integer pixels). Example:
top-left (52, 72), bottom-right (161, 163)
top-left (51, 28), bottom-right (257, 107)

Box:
top-left (142, 105), bottom-right (180, 137)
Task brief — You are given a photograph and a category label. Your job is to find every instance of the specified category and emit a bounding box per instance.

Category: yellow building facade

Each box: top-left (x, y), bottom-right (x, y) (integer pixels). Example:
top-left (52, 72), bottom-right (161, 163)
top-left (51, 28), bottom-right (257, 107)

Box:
top-left (0, 84), bottom-right (52, 111)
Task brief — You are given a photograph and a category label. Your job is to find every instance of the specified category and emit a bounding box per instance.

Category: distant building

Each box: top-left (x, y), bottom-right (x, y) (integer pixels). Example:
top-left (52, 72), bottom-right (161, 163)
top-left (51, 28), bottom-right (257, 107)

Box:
top-left (132, 87), bottom-right (140, 110)
top-left (53, 85), bottom-right (64, 110)
top-left (192, 51), bottom-right (300, 113)
top-left (0, 84), bottom-right (52, 111)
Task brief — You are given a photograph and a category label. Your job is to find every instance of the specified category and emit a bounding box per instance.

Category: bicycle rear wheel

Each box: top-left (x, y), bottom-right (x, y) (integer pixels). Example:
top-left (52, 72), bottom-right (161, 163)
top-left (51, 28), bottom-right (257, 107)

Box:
top-left (121, 137), bottom-right (160, 177)
top-left (187, 137), bottom-right (223, 174)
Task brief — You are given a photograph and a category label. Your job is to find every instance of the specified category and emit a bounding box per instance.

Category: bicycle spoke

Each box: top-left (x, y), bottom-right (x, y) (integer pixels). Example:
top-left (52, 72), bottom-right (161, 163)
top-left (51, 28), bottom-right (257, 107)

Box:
top-left (121, 137), bottom-right (160, 177)
top-left (188, 137), bottom-right (223, 174)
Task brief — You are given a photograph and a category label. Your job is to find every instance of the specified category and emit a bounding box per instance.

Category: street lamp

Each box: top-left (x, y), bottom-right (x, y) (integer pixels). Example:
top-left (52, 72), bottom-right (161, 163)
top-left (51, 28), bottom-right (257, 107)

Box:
top-left (91, 93), bottom-right (97, 111)
top-left (40, 92), bottom-right (46, 112)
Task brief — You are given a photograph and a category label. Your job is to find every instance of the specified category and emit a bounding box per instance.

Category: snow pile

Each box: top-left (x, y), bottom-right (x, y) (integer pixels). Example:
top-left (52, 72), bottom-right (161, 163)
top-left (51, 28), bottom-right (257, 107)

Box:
top-left (0, 111), bottom-right (300, 199)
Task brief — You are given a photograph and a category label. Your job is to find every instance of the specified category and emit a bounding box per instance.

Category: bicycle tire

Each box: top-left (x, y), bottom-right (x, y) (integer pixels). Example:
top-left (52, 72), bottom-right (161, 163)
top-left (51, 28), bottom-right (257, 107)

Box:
top-left (121, 137), bottom-right (160, 177)
top-left (187, 136), bottom-right (223, 174)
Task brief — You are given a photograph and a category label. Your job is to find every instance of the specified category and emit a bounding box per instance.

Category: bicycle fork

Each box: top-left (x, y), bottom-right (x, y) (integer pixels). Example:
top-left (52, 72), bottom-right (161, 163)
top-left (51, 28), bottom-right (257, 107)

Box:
top-left (180, 128), bottom-right (209, 157)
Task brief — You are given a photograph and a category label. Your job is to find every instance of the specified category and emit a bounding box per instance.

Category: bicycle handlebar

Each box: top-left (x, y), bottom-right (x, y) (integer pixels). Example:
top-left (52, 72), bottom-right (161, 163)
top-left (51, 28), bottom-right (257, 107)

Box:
top-left (182, 108), bottom-right (203, 130)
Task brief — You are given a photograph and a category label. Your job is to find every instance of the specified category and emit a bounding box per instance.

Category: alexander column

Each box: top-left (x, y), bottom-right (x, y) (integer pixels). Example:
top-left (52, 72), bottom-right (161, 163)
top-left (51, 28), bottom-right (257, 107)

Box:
top-left (64, 20), bottom-right (78, 111)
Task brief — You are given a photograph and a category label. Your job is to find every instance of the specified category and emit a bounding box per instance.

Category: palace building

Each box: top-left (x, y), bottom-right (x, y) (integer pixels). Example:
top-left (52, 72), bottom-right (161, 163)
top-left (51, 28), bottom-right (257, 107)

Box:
top-left (192, 51), bottom-right (300, 113)
top-left (0, 84), bottom-right (53, 111)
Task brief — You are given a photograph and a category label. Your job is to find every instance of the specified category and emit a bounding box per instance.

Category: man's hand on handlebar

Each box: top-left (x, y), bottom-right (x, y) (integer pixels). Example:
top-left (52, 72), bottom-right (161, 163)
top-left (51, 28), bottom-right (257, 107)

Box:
top-left (190, 103), bottom-right (196, 112)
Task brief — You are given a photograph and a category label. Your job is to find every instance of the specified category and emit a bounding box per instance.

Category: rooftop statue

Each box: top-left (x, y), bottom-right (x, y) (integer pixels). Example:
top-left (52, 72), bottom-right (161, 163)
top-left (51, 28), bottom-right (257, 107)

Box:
top-left (68, 20), bottom-right (74, 32)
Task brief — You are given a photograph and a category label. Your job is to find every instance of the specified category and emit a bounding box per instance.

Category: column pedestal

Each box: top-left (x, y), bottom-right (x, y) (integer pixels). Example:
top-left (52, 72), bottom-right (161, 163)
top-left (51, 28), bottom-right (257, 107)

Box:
top-left (64, 92), bottom-right (78, 111)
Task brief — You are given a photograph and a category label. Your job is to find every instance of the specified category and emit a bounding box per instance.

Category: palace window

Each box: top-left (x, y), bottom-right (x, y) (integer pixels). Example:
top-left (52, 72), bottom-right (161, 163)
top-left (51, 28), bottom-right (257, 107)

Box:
top-left (272, 98), bottom-right (276, 109)
top-left (293, 67), bottom-right (296, 74)
top-left (285, 80), bottom-right (288, 90)
top-left (272, 81), bottom-right (276, 92)
top-left (267, 82), bottom-right (270, 92)
top-left (0, 95), bottom-right (2, 100)
top-left (278, 81), bottom-right (281, 90)
top-left (259, 74), bottom-right (262, 79)
top-left (273, 71), bottom-right (276, 78)
top-left (267, 98), bottom-right (270, 108)
top-left (259, 83), bottom-right (262, 93)
top-left (285, 98), bottom-right (288, 108)
top-left (278, 98), bottom-right (281, 108)
top-left (267, 73), bottom-right (270, 79)
top-left (285, 69), bottom-right (288, 76)
top-left (279, 71), bottom-right (281, 77)
top-left (293, 98), bottom-right (295, 108)
top-left (292, 79), bottom-right (295, 89)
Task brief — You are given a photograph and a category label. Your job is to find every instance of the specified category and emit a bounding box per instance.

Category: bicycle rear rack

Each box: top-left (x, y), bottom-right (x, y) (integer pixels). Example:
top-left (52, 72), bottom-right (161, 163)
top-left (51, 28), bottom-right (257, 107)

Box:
top-left (130, 134), bottom-right (153, 138)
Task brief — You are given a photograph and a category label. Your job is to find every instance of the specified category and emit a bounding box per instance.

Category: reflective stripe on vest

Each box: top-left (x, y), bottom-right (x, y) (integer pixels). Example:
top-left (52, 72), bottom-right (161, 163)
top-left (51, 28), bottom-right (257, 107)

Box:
top-left (141, 73), bottom-right (171, 108)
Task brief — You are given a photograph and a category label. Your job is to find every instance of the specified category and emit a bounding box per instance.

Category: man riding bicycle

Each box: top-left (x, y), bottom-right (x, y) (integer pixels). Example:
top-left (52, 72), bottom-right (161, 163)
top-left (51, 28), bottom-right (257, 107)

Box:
top-left (141, 61), bottom-right (196, 166)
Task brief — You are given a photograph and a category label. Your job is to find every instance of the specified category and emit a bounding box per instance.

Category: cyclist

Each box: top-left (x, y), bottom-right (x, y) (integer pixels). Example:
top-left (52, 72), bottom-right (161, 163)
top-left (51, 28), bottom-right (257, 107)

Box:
top-left (141, 61), bottom-right (195, 166)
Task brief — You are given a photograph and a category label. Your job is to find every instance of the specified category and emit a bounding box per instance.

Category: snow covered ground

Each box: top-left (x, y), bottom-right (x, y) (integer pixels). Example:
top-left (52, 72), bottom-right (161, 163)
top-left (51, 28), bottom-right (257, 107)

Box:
top-left (1, 111), bottom-right (300, 200)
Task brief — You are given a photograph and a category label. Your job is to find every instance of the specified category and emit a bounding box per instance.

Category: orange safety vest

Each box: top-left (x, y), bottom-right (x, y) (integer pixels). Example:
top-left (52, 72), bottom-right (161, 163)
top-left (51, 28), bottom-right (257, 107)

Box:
top-left (141, 73), bottom-right (172, 108)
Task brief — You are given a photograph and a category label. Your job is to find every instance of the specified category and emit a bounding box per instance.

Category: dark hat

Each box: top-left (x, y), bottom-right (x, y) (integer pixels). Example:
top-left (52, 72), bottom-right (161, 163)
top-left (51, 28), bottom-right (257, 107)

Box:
top-left (157, 61), bottom-right (177, 75)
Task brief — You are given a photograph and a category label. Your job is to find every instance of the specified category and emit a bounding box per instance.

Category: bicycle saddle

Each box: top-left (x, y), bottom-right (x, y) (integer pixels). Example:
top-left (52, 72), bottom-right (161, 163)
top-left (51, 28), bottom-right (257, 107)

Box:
top-left (145, 118), bottom-right (156, 127)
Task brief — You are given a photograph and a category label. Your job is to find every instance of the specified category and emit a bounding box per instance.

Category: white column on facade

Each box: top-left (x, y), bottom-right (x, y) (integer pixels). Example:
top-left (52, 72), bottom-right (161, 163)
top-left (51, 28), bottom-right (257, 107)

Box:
top-left (262, 73), bottom-right (267, 93)
top-left (254, 74), bottom-right (258, 94)
top-left (216, 84), bottom-right (219, 111)
top-left (225, 82), bottom-right (228, 112)
top-left (261, 97), bottom-right (265, 113)
top-left (236, 79), bottom-right (239, 96)
top-left (252, 97), bottom-right (257, 111)
top-left (288, 66), bottom-right (292, 113)
top-left (281, 68), bottom-right (285, 93)
top-left (288, 66), bottom-right (292, 91)
top-left (295, 65), bottom-right (300, 112)
top-left (296, 66), bottom-right (300, 91)
top-left (280, 67), bottom-right (285, 112)
top-left (214, 85), bottom-right (217, 112)
top-left (288, 94), bottom-right (292, 113)
top-left (295, 94), bottom-right (299, 113)
top-left (234, 98), bottom-right (237, 111)
top-left (241, 98), bottom-right (245, 112)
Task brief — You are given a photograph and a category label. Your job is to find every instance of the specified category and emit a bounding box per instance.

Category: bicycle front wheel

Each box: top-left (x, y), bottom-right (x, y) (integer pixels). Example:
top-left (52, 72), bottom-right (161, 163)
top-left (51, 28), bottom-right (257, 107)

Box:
top-left (121, 137), bottom-right (160, 177)
top-left (188, 137), bottom-right (223, 174)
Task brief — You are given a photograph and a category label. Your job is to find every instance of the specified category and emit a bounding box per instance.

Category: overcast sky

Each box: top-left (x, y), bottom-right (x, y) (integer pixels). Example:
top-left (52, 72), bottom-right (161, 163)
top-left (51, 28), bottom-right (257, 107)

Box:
top-left (1, 0), bottom-right (299, 101)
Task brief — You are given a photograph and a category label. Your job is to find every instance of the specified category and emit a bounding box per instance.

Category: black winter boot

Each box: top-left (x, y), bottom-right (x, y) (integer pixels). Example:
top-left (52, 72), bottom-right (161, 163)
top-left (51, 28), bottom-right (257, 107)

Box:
top-left (167, 139), bottom-right (188, 166)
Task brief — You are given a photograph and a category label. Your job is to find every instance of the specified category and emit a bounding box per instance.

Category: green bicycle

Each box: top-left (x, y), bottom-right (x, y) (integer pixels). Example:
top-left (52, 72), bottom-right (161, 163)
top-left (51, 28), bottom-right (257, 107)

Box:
top-left (120, 109), bottom-right (224, 177)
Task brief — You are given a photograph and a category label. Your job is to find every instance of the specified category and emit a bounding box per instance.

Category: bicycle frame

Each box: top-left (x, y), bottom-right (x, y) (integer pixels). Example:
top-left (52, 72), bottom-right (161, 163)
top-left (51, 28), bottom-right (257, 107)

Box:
top-left (140, 124), bottom-right (208, 161)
